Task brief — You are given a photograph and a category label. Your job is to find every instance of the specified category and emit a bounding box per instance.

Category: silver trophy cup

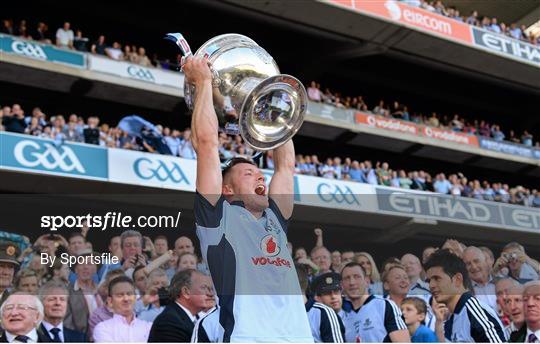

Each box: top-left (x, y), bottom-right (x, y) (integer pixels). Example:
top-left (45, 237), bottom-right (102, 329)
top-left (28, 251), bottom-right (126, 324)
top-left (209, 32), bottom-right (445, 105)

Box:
top-left (165, 33), bottom-right (307, 151)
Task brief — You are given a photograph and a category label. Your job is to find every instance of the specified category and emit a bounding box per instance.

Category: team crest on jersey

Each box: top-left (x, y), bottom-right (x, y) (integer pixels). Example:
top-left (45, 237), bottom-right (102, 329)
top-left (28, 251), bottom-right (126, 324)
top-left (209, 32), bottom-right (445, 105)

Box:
top-left (265, 218), bottom-right (281, 234)
top-left (363, 318), bottom-right (374, 330)
top-left (260, 234), bottom-right (280, 257)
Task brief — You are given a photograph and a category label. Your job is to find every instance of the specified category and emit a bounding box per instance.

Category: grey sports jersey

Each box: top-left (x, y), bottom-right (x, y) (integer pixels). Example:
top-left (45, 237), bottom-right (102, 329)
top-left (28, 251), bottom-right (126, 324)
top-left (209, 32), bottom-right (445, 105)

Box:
top-left (194, 193), bottom-right (313, 342)
top-left (443, 292), bottom-right (506, 343)
top-left (339, 295), bottom-right (407, 342)
top-left (306, 300), bottom-right (345, 343)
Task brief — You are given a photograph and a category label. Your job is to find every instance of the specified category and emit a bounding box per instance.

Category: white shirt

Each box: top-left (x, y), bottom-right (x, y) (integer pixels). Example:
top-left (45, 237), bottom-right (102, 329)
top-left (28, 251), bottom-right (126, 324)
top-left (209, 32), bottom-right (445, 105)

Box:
top-left (56, 28), bottom-right (74, 47)
top-left (93, 313), bottom-right (152, 343)
top-left (472, 279), bottom-right (498, 313)
top-left (106, 47), bottom-right (123, 60)
top-left (5, 329), bottom-right (38, 343)
top-left (177, 302), bottom-right (197, 323)
top-left (526, 328), bottom-right (540, 342)
top-left (520, 263), bottom-right (540, 282)
top-left (41, 321), bottom-right (64, 342)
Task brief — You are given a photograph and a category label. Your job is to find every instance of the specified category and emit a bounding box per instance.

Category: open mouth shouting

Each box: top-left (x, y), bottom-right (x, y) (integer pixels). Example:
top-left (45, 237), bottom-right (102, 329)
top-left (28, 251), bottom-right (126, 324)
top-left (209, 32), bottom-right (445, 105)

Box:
top-left (255, 184), bottom-right (266, 196)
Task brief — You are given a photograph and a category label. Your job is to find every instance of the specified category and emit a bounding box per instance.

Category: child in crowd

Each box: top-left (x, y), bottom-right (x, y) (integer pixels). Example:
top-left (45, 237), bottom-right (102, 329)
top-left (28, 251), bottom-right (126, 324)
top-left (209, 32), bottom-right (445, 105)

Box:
top-left (400, 297), bottom-right (438, 343)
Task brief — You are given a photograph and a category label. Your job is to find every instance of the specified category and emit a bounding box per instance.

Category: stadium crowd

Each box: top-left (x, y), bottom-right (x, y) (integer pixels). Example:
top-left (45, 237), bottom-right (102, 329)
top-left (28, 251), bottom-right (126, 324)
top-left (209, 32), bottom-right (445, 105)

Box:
top-left (1, 102), bottom-right (539, 208)
top-left (1, 17), bottom-right (538, 149)
top-left (306, 81), bottom-right (538, 148)
top-left (0, 226), bottom-right (539, 342)
top-left (0, 19), bottom-right (160, 68)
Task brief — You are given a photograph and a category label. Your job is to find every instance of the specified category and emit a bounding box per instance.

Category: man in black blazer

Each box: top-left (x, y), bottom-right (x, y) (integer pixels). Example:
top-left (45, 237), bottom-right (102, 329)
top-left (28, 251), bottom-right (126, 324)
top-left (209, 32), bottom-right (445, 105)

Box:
top-left (38, 281), bottom-right (85, 343)
top-left (148, 269), bottom-right (214, 342)
top-left (0, 293), bottom-right (51, 342)
top-left (0, 327), bottom-right (52, 343)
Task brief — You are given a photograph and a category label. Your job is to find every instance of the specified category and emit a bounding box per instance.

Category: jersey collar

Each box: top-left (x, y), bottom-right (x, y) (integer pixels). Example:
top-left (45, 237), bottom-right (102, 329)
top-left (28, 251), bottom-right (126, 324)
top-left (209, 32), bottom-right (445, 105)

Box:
top-left (305, 298), bottom-right (315, 312)
top-left (453, 291), bottom-right (473, 314)
top-left (342, 294), bottom-right (375, 313)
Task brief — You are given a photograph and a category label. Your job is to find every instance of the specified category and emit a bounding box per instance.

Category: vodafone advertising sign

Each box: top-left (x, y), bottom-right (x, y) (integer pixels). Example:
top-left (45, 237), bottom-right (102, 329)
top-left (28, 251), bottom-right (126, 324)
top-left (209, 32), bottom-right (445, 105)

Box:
top-left (329, 0), bottom-right (472, 44)
top-left (355, 112), bottom-right (479, 147)
top-left (356, 112), bottom-right (418, 135)
top-left (422, 126), bottom-right (479, 146)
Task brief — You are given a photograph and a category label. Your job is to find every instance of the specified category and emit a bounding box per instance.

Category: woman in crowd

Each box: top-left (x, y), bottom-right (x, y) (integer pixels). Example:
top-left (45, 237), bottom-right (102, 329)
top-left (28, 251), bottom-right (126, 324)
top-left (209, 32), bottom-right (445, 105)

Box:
top-left (355, 252), bottom-right (383, 296)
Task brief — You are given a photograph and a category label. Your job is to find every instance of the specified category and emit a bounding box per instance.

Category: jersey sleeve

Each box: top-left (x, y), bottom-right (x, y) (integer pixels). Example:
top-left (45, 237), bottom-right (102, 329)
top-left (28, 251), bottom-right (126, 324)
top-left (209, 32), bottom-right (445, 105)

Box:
top-left (194, 191), bottom-right (225, 228)
top-left (318, 306), bottom-right (345, 343)
top-left (268, 197), bottom-right (289, 233)
top-left (465, 298), bottom-right (506, 343)
top-left (383, 299), bottom-right (407, 334)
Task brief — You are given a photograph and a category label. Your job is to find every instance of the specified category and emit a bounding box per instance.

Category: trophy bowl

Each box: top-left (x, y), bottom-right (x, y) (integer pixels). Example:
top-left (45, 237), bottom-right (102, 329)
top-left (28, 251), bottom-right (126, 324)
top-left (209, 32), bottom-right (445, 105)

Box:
top-left (166, 33), bottom-right (307, 151)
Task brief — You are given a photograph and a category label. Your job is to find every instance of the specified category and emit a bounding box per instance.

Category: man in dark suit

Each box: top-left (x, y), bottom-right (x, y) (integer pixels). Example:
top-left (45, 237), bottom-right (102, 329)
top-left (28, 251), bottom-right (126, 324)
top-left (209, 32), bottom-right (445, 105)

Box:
top-left (148, 269), bottom-right (214, 342)
top-left (0, 293), bottom-right (51, 342)
top-left (38, 281), bottom-right (85, 343)
top-left (511, 281), bottom-right (540, 343)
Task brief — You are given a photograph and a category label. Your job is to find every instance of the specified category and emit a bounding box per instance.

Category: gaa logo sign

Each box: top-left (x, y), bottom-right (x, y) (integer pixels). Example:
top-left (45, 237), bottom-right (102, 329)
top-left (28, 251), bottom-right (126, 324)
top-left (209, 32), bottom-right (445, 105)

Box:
top-left (127, 65), bottom-right (155, 82)
top-left (14, 140), bottom-right (85, 173)
top-left (133, 157), bottom-right (190, 184)
top-left (260, 234), bottom-right (280, 257)
top-left (11, 41), bottom-right (47, 60)
top-left (317, 182), bottom-right (360, 205)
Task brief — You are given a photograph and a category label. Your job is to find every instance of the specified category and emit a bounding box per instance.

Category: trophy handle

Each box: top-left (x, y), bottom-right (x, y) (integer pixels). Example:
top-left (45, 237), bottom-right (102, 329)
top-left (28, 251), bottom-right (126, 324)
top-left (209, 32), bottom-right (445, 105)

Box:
top-left (164, 32), bottom-right (192, 65)
top-left (165, 32), bottom-right (222, 87)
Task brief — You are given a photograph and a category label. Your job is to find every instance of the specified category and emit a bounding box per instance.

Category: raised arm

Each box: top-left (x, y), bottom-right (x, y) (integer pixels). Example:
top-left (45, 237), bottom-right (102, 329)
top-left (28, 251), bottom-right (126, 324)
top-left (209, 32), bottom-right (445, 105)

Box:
top-left (269, 140), bottom-right (296, 219)
top-left (183, 57), bottom-right (222, 206)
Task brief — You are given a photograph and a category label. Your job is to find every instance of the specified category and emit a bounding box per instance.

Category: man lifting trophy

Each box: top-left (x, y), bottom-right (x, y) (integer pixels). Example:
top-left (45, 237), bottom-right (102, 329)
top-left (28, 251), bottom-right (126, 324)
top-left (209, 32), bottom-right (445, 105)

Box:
top-left (165, 32), bottom-right (312, 341)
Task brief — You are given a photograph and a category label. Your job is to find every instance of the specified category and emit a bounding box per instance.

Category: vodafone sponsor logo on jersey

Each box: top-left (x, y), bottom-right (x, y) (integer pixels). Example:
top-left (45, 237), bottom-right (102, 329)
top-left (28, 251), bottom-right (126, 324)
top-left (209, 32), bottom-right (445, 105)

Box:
top-left (423, 127), bottom-right (478, 146)
top-left (251, 256), bottom-right (291, 268)
top-left (356, 112), bottom-right (418, 135)
top-left (251, 234), bottom-right (292, 268)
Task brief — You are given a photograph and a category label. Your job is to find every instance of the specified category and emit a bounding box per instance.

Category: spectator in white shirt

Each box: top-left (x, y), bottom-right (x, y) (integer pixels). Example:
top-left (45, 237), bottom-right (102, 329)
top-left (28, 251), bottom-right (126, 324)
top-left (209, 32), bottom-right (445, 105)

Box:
top-left (93, 276), bottom-right (152, 342)
top-left (433, 173), bottom-right (452, 194)
top-left (492, 125), bottom-right (505, 141)
top-left (163, 128), bottom-right (182, 156)
top-left (307, 81), bottom-right (322, 102)
top-left (509, 23), bottom-right (522, 40)
top-left (319, 158), bottom-right (336, 179)
top-left (179, 129), bottom-right (197, 159)
top-left (463, 246), bottom-right (498, 312)
top-left (363, 160), bottom-right (379, 185)
top-left (55, 22), bottom-right (74, 49)
top-left (490, 18), bottom-right (502, 34)
top-left (333, 157), bottom-right (342, 179)
top-left (105, 42), bottom-right (124, 60)
top-left (401, 254), bottom-right (430, 296)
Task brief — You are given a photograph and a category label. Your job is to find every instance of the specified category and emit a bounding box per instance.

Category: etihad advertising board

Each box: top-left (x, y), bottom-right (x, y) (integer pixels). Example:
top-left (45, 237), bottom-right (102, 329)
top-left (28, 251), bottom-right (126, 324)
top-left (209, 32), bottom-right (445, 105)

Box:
top-left (376, 188), bottom-right (540, 232)
top-left (327, 0), bottom-right (540, 67)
